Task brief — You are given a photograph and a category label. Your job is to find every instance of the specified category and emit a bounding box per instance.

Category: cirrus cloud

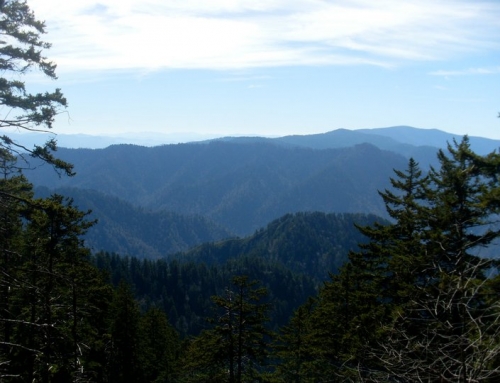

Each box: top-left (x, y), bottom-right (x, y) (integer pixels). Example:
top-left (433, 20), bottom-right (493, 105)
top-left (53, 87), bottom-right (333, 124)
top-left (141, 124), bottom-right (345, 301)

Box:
top-left (430, 66), bottom-right (500, 76)
top-left (28, 0), bottom-right (500, 74)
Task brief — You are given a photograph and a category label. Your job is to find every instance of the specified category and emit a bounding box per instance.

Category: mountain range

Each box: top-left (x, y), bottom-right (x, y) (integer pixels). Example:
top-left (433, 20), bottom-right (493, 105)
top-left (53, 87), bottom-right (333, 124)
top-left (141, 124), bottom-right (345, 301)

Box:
top-left (24, 126), bottom-right (500, 258)
top-left (12, 125), bottom-right (500, 153)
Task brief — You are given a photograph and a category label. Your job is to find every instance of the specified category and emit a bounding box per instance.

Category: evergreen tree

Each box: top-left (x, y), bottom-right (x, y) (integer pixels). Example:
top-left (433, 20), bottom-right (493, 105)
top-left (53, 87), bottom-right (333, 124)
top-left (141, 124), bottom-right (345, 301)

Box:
top-left (0, 151), bottom-right (33, 379)
top-left (0, 1), bottom-right (76, 375)
top-left (271, 299), bottom-right (316, 383)
top-left (364, 138), bottom-right (500, 382)
top-left (0, 0), bottom-right (71, 175)
top-left (4, 193), bottom-right (104, 382)
top-left (297, 158), bottom-right (431, 380)
top-left (140, 307), bottom-right (180, 383)
top-left (108, 281), bottom-right (144, 383)
top-left (276, 140), bottom-right (500, 382)
top-left (72, 264), bottom-right (114, 383)
top-left (180, 276), bottom-right (270, 383)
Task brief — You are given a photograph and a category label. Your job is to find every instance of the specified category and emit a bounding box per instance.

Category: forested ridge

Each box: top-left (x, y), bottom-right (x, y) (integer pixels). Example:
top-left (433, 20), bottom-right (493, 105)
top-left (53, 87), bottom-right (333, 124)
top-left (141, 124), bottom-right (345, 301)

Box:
top-left (90, 212), bottom-right (381, 337)
top-left (176, 211), bottom-right (382, 279)
top-left (35, 186), bottom-right (233, 258)
top-left (26, 141), bottom-right (406, 235)
top-left (2, 1), bottom-right (500, 382)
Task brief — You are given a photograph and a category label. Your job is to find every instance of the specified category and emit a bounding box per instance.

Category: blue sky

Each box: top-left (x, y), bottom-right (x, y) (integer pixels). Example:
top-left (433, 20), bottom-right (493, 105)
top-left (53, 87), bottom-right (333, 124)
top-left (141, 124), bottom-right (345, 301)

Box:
top-left (23, 0), bottom-right (500, 140)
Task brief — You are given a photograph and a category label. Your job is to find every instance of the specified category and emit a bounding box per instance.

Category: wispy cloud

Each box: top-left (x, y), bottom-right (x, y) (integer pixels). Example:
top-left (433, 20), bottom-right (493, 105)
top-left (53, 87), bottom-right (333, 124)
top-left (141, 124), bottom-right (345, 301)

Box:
top-left (430, 66), bottom-right (500, 76)
top-left (28, 0), bottom-right (500, 74)
top-left (213, 74), bottom-right (272, 83)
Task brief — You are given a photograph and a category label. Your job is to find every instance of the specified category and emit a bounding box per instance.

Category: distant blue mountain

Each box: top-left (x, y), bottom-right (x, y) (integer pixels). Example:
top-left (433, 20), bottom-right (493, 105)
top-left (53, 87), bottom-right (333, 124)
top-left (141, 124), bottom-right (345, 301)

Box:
top-left (216, 126), bottom-right (500, 168)
top-left (26, 141), bottom-right (406, 236)
top-left (9, 126), bottom-right (499, 157)
top-left (356, 126), bottom-right (500, 155)
top-left (20, 125), bottom-right (500, 258)
top-left (269, 126), bottom-right (500, 156)
top-left (7, 131), bottom-right (219, 149)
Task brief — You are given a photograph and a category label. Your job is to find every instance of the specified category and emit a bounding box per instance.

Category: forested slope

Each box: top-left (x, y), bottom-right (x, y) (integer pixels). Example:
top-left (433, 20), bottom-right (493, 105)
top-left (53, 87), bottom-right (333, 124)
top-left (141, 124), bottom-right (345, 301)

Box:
top-left (179, 211), bottom-right (382, 279)
top-left (26, 141), bottom-right (406, 235)
top-left (36, 186), bottom-right (233, 258)
top-left (94, 252), bottom-right (317, 337)
top-left (92, 211), bottom-right (380, 335)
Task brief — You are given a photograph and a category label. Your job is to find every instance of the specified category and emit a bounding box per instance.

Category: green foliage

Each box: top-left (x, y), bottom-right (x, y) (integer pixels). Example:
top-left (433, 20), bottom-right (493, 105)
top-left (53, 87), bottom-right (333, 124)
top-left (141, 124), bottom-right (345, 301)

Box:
top-left (0, 159), bottom-right (181, 383)
top-left (271, 299), bottom-right (316, 383)
top-left (269, 137), bottom-right (500, 382)
top-left (108, 282), bottom-right (144, 383)
top-left (179, 276), bottom-right (271, 383)
top-left (373, 137), bottom-right (500, 382)
top-left (0, 170), bottom-right (115, 381)
top-left (93, 251), bottom-right (317, 337)
top-left (141, 307), bottom-right (180, 383)
top-left (181, 211), bottom-right (382, 281)
top-left (0, 0), bottom-right (71, 175)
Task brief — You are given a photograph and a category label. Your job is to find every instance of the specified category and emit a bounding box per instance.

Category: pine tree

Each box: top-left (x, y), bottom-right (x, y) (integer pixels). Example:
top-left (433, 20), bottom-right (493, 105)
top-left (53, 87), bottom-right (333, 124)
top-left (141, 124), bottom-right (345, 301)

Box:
top-left (141, 307), bottom-right (180, 383)
top-left (368, 138), bottom-right (500, 382)
top-left (292, 141), bottom-right (500, 382)
top-left (5, 194), bottom-right (101, 382)
top-left (108, 281), bottom-right (144, 383)
top-left (271, 299), bottom-right (316, 383)
top-left (180, 276), bottom-right (270, 383)
top-left (0, 0), bottom-right (71, 175)
top-left (304, 158), bottom-right (431, 380)
top-left (0, 150), bottom-right (33, 379)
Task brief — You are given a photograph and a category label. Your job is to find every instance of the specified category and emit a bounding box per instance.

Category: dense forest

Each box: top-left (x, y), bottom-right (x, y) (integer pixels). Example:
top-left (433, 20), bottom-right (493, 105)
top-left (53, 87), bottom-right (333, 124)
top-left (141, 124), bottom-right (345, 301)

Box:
top-left (90, 211), bottom-right (380, 336)
top-left (25, 142), bottom-right (406, 236)
top-left (35, 186), bottom-right (233, 259)
top-left (4, 135), bottom-right (500, 382)
top-left (2, 1), bottom-right (500, 382)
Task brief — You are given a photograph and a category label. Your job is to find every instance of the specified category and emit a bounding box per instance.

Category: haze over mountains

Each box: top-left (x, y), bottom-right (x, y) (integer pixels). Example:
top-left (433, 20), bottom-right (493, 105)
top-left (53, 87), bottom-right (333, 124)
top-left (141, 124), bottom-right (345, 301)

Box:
top-left (12, 125), bottom-right (500, 153)
top-left (24, 126), bottom-right (500, 259)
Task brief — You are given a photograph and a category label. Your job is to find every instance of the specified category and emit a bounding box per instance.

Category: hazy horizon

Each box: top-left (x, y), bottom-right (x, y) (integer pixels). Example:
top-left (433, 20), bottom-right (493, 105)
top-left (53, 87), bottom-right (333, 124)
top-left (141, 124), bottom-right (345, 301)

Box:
top-left (9, 125), bottom-right (500, 150)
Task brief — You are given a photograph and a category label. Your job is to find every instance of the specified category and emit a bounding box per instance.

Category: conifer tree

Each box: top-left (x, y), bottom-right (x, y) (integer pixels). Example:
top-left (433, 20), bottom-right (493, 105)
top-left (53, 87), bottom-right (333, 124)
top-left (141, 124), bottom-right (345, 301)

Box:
top-left (292, 140), bottom-right (500, 382)
top-left (108, 281), bottom-right (144, 383)
top-left (180, 276), bottom-right (270, 383)
top-left (367, 138), bottom-right (500, 382)
top-left (271, 299), bottom-right (316, 383)
top-left (0, 151), bottom-right (32, 379)
top-left (4, 193), bottom-right (102, 382)
top-left (302, 158), bottom-right (431, 380)
top-left (0, 1), bottom-right (76, 373)
top-left (141, 307), bottom-right (180, 383)
top-left (0, 0), bottom-right (71, 175)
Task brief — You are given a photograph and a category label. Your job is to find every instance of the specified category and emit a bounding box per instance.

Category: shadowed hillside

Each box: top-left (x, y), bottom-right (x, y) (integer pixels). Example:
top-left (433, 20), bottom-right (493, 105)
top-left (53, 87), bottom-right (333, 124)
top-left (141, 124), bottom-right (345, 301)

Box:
top-left (27, 141), bottom-right (406, 235)
top-left (36, 186), bottom-right (233, 258)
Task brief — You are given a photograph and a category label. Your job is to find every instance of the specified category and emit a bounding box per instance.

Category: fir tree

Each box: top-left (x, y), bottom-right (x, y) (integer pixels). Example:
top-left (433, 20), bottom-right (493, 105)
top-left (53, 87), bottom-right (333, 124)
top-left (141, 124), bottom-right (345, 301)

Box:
top-left (108, 281), bottom-right (144, 383)
top-left (141, 307), bottom-right (180, 383)
top-left (180, 276), bottom-right (270, 383)
top-left (271, 299), bottom-right (316, 383)
top-left (0, 0), bottom-right (71, 175)
top-left (367, 138), bottom-right (500, 382)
